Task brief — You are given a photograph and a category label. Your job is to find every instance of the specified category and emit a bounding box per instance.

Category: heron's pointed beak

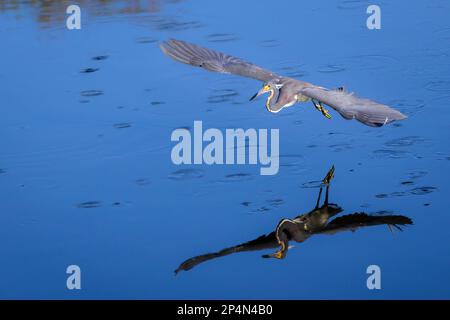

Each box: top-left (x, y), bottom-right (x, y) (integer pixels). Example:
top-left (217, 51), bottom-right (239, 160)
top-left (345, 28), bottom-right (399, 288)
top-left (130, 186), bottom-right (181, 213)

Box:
top-left (249, 87), bottom-right (267, 101)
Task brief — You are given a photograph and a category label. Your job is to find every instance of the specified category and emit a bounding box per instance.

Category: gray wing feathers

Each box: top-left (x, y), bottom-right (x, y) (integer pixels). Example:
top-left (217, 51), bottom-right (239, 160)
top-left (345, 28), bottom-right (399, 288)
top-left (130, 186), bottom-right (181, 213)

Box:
top-left (301, 86), bottom-right (407, 127)
top-left (160, 39), bottom-right (277, 82)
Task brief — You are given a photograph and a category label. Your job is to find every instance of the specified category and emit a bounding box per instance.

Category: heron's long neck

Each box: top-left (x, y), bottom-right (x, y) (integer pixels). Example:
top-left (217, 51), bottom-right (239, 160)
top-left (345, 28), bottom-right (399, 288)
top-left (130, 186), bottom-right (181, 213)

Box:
top-left (265, 88), bottom-right (279, 112)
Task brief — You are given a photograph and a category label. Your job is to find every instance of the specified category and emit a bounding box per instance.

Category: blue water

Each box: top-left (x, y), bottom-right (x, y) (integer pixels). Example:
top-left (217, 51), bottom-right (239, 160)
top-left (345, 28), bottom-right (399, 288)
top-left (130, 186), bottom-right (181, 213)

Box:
top-left (0, 0), bottom-right (449, 299)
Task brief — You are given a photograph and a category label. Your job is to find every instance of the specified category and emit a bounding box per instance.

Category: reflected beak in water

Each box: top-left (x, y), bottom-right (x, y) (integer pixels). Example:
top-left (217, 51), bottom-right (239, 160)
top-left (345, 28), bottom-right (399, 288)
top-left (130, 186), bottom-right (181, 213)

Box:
top-left (249, 85), bottom-right (270, 101)
top-left (261, 250), bottom-right (286, 259)
top-left (262, 252), bottom-right (283, 259)
top-left (261, 242), bottom-right (291, 259)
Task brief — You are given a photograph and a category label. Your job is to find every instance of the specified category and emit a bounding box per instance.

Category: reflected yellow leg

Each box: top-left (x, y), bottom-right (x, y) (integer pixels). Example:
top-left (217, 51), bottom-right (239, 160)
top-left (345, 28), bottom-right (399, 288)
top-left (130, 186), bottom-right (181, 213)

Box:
top-left (323, 165), bottom-right (335, 185)
top-left (323, 165), bottom-right (335, 205)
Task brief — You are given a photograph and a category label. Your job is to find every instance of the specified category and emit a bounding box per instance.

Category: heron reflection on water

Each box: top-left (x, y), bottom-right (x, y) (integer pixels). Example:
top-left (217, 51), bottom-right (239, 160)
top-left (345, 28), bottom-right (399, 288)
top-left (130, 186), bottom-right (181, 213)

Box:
top-left (175, 166), bottom-right (412, 274)
top-left (160, 39), bottom-right (407, 127)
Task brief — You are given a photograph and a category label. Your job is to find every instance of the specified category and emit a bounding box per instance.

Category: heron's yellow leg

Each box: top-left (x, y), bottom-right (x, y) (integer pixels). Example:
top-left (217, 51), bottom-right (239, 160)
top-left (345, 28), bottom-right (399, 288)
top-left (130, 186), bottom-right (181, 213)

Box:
top-left (312, 100), bottom-right (332, 119)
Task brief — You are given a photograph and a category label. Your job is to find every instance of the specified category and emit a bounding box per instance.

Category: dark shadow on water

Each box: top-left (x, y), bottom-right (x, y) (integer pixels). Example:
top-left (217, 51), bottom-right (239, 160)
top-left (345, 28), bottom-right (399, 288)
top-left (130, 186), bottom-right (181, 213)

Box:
top-left (175, 166), bottom-right (413, 274)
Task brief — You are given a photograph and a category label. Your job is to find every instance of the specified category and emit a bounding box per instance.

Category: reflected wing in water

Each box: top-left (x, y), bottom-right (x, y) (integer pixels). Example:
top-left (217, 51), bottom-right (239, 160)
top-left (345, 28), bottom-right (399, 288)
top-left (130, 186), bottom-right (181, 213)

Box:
top-left (320, 212), bottom-right (413, 234)
top-left (175, 232), bottom-right (278, 274)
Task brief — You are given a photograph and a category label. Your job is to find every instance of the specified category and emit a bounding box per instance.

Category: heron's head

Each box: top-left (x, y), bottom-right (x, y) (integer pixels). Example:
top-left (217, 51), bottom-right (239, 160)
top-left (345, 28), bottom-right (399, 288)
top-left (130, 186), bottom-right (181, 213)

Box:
top-left (249, 80), bottom-right (283, 102)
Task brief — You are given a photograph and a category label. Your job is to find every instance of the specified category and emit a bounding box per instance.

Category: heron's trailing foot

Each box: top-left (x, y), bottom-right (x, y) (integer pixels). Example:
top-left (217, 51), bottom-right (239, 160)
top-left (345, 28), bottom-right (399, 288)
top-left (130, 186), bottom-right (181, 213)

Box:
top-left (312, 99), bottom-right (331, 119)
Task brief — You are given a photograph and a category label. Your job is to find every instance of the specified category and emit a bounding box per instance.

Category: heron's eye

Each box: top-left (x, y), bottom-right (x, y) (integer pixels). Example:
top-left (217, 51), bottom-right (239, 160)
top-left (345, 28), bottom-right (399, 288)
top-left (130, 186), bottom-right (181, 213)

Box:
top-left (263, 85), bottom-right (270, 91)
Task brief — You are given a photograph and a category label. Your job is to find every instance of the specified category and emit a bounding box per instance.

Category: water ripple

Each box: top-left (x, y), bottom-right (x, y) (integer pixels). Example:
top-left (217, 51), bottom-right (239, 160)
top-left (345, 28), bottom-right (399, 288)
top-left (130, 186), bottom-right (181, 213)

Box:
top-left (76, 201), bottom-right (101, 209)
top-left (223, 173), bottom-right (252, 182)
top-left (329, 143), bottom-right (353, 152)
top-left (435, 27), bottom-right (450, 40)
top-left (135, 178), bottom-right (151, 186)
top-left (408, 170), bottom-right (428, 180)
top-left (375, 186), bottom-right (437, 198)
top-left (80, 68), bottom-right (99, 73)
top-left (92, 55), bottom-right (108, 61)
top-left (206, 33), bottom-right (238, 43)
top-left (390, 99), bottom-right (425, 116)
top-left (280, 154), bottom-right (304, 167)
top-left (168, 168), bottom-right (204, 181)
top-left (267, 199), bottom-right (284, 207)
top-left (151, 17), bottom-right (202, 31)
top-left (280, 65), bottom-right (308, 78)
top-left (317, 64), bottom-right (346, 73)
top-left (410, 186), bottom-right (437, 195)
top-left (372, 149), bottom-right (411, 159)
top-left (113, 122), bottom-right (132, 129)
top-left (207, 89), bottom-right (239, 104)
top-left (80, 90), bottom-right (103, 97)
top-left (301, 180), bottom-right (326, 189)
top-left (425, 80), bottom-right (450, 92)
top-left (384, 136), bottom-right (426, 148)
top-left (344, 54), bottom-right (399, 70)
top-left (337, 0), bottom-right (370, 10)
top-left (136, 37), bottom-right (158, 44)
top-left (259, 40), bottom-right (280, 48)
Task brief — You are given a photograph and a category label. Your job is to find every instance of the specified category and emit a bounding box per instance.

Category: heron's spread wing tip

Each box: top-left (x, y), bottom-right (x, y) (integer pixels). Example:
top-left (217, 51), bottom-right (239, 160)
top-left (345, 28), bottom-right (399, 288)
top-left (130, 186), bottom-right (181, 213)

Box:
top-left (159, 38), bottom-right (278, 82)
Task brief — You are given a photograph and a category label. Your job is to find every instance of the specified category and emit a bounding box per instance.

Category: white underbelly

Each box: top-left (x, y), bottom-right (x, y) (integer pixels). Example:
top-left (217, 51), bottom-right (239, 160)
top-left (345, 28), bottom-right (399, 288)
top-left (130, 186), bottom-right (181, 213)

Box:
top-left (283, 100), bottom-right (297, 108)
top-left (280, 95), bottom-right (310, 109)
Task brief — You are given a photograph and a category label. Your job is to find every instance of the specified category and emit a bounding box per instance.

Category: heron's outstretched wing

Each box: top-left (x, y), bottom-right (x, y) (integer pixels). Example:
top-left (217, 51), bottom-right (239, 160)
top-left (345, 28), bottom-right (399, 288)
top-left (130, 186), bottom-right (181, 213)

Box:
top-left (160, 39), bottom-right (278, 82)
top-left (319, 212), bottom-right (413, 234)
top-left (300, 86), bottom-right (407, 127)
top-left (175, 232), bottom-right (278, 274)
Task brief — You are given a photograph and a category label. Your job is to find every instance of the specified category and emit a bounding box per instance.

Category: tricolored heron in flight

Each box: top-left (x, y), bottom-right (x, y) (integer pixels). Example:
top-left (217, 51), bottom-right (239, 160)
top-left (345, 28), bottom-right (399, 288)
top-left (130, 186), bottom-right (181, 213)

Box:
top-left (175, 166), bottom-right (412, 274)
top-left (160, 39), bottom-right (407, 127)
